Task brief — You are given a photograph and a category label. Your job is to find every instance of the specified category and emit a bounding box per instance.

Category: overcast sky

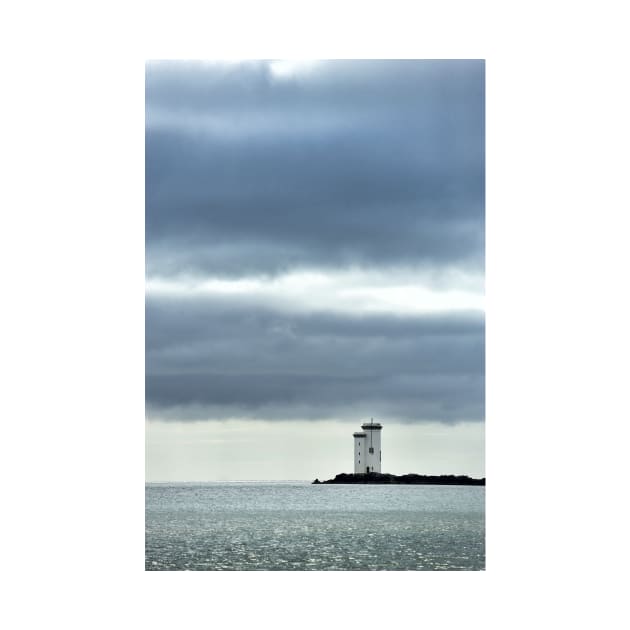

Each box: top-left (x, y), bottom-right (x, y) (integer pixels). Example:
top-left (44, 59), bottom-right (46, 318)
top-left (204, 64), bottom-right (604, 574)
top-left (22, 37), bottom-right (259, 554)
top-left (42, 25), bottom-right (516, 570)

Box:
top-left (145, 60), bottom-right (485, 480)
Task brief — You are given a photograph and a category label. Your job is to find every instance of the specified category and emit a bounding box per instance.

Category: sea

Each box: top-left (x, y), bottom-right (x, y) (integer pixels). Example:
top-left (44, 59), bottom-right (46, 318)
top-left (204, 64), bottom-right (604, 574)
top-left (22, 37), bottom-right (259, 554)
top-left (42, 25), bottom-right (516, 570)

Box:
top-left (145, 481), bottom-right (485, 571)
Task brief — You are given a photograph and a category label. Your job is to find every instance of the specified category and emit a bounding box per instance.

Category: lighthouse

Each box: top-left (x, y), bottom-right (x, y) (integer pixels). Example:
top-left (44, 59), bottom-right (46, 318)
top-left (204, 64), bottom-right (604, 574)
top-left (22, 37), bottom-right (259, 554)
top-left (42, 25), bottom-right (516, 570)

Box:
top-left (353, 419), bottom-right (382, 474)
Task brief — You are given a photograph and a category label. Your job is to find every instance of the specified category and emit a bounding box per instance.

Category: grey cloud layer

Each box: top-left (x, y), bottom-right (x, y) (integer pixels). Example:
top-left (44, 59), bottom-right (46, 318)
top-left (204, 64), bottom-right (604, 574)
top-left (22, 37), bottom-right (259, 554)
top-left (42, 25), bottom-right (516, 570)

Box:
top-left (146, 297), bottom-right (484, 422)
top-left (145, 60), bottom-right (485, 424)
top-left (146, 60), bottom-right (484, 277)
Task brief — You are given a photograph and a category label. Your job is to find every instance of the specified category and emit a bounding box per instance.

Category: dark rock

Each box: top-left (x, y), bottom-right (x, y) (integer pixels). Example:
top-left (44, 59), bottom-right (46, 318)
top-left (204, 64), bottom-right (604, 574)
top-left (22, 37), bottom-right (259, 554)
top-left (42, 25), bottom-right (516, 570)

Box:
top-left (314, 472), bottom-right (485, 486)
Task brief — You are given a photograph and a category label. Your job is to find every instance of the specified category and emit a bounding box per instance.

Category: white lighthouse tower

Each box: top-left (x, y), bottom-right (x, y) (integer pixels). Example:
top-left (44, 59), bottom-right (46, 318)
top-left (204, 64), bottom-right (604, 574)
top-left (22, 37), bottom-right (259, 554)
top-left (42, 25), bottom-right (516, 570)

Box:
top-left (353, 419), bottom-right (382, 473)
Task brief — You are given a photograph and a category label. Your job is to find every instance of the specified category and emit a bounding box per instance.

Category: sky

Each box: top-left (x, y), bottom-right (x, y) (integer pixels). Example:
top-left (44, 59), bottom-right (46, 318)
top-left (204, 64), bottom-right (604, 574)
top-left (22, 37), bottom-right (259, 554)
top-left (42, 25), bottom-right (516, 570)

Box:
top-left (145, 59), bottom-right (485, 481)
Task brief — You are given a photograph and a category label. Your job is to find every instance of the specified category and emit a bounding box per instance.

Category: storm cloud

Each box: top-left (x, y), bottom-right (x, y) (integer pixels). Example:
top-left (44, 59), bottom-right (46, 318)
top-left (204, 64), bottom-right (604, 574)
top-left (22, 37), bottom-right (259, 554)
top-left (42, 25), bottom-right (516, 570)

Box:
top-left (146, 297), bottom-right (484, 422)
top-left (145, 60), bottom-right (485, 423)
top-left (146, 60), bottom-right (484, 278)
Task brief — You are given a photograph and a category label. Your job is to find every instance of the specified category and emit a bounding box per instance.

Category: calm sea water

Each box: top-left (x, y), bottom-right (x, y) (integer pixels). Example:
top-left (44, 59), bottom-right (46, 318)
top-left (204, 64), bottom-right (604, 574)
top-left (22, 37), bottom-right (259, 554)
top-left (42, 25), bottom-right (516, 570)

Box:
top-left (146, 482), bottom-right (485, 571)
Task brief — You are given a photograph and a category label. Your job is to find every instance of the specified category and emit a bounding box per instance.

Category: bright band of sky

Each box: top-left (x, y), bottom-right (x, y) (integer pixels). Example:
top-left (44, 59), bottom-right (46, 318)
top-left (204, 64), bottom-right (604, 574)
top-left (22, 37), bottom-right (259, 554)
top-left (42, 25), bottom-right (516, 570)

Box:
top-left (146, 268), bottom-right (484, 316)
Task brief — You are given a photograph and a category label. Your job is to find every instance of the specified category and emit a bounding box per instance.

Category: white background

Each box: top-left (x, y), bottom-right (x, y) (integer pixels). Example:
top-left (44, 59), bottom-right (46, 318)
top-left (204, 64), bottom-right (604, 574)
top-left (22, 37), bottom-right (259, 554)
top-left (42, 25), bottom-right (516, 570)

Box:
top-left (1, 1), bottom-right (629, 629)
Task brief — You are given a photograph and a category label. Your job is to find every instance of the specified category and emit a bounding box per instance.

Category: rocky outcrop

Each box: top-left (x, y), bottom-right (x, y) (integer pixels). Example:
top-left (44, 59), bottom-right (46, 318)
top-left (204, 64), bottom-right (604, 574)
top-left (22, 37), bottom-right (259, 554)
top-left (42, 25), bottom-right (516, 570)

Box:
top-left (312, 472), bottom-right (485, 485)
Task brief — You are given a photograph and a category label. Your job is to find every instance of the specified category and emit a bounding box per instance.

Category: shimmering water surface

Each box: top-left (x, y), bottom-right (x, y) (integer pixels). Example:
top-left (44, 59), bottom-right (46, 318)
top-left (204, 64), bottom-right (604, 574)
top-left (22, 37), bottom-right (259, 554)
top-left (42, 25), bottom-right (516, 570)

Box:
top-left (146, 482), bottom-right (485, 571)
